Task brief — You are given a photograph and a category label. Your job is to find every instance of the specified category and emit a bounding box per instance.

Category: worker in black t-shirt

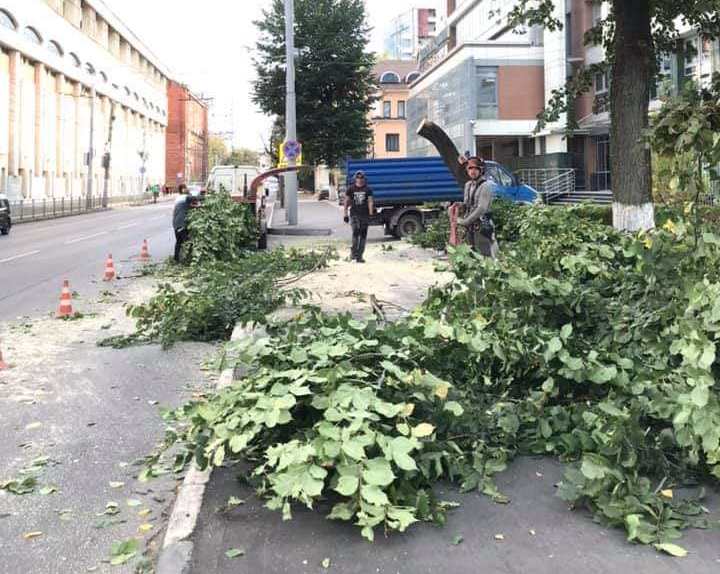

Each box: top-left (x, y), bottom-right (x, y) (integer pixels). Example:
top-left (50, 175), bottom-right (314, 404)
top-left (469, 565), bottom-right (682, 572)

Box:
top-left (343, 170), bottom-right (375, 263)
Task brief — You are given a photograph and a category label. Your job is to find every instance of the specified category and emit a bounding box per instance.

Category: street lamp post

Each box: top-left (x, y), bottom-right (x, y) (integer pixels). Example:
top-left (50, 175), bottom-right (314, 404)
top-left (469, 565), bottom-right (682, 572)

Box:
top-left (284, 0), bottom-right (298, 225)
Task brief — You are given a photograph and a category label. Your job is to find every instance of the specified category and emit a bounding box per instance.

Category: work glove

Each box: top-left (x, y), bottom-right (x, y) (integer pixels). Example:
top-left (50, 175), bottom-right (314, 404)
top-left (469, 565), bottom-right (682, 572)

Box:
top-left (343, 216), bottom-right (349, 224)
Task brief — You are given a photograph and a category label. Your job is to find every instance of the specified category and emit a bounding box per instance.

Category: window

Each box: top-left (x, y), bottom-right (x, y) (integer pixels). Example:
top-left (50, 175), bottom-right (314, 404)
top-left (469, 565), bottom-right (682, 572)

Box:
top-left (397, 100), bottom-right (406, 118)
top-left (23, 26), bottom-right (42, 45)
top-left (386, 133), bottom-right (400, 152)
top-left (476, 66), bottom-right (498, 119)
top-left (406, 71), bottom-right (420, 84)
top-left (48, 40), bottom-right (63, 57)
top-left (685, 38), bottom-right (698, 77)
top-left (592, 2), bottom-right (603, 26)
top-left (124, 86), bottom-right (131, 96)
top-left (383, 101), bottom-right (391, 118)
top-left (594, 71), bottom-right (609, 94)
top-left (99, 71), bottom-right (108, 83)
top-left (85, 62), bottom-right (95, 75)
top-left (0, 9), bottom-right (17, 31)
top-left (69, 52), bottom-right (81, 67)
top-left (380, 71), bottom-right (401, 84)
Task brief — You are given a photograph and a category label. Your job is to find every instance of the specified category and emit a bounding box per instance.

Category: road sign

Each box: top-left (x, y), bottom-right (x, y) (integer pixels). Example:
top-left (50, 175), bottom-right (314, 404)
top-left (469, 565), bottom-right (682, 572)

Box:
top-left (283, 140), bottom-right (301, 161)
top-left (279, 140), bottom-right (302, 168)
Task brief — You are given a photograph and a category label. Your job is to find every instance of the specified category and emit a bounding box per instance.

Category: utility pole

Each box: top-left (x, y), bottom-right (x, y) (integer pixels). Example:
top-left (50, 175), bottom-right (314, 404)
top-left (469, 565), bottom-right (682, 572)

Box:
top-left (102, 101), bottom-right (116, 208)
top-left (85, 87), bottom-right (96, 209)
top-left (284, 0), bottom-right (298, 225)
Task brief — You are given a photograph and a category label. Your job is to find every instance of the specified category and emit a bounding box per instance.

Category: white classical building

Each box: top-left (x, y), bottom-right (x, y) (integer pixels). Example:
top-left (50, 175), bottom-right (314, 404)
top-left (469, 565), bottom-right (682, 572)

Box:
top-left (0, 0), bottom-right (169, 200)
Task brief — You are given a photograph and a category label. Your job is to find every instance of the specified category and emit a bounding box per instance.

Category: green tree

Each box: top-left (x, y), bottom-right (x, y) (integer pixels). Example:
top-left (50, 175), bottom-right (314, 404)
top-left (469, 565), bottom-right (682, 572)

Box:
top-left (253, 0), bottom-right (377, 167)
top-left (225, 148), bottom-right (260, 166)
top-left (208, 136), bottom-right (227, 170)
top-left (509, 0), bottom-right (720, 231)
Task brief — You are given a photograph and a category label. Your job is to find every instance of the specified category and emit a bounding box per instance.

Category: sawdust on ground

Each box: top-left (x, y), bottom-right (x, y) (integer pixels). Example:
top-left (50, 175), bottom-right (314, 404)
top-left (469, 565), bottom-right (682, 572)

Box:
top-left (292, 241), bottom-right (453, 320)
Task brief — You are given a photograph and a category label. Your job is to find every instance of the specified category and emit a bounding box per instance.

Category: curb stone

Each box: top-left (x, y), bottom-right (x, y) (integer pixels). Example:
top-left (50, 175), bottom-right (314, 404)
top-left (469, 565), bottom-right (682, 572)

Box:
top-left (156, 323), bottom-right (257, 574)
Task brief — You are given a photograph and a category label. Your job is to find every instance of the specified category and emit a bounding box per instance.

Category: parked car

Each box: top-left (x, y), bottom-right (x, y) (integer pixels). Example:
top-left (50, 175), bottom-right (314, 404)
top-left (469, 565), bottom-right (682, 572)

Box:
top-left (0, 194), bottom-right (11, 235)
top-left (206, 165), bottom-right (259, 197)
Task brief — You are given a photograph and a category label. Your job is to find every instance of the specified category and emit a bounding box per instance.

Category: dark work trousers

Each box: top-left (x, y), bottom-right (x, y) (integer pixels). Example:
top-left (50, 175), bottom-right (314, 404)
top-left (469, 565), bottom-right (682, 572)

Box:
top-left (466, 222), bottom-right (499, 259)
top-left (351, 217), bottom-right (369, 260)
top-left (174, 227), bottom-right (189, 263)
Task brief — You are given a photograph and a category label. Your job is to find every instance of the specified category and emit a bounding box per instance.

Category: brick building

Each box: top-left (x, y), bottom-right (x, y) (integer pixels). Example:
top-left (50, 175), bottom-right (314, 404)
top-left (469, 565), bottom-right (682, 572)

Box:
top-left (166, 80), bottom-right (208, 191)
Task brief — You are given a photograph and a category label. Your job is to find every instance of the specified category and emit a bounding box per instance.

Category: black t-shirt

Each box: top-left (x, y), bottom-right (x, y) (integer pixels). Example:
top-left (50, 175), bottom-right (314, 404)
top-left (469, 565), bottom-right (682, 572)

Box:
top-left (346, 185), bottom-right (374, 219)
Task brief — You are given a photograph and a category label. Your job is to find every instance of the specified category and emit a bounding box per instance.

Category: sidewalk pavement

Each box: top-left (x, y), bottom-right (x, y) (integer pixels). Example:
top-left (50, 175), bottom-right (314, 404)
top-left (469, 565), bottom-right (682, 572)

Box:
top-left (189, 458), bottom-right (719, 574)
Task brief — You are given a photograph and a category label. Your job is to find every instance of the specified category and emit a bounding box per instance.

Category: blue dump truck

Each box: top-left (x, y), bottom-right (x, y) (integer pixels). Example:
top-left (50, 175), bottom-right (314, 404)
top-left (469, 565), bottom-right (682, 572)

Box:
top-left (345, 156), bottom-right (537, 238)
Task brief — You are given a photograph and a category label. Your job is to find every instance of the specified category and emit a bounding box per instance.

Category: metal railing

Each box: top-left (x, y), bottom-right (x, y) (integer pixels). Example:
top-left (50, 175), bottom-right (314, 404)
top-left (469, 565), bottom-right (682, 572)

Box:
top-left (516, 168), bottom-right (576, 203)
top-left (9, 193), bottom-right (157, 224)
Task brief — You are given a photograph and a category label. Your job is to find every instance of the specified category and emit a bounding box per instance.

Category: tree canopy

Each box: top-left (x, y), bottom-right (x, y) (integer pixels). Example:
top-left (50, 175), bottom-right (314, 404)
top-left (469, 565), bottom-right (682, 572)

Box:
top-left (509, 0), bottom-right (720, 230)
top-left (253, 0), bottom-right (377, 167)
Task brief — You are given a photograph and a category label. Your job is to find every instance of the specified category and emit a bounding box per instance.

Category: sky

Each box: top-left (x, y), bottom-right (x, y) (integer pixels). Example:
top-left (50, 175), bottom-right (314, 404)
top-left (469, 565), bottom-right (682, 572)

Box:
top-left (106, 0), bottom-right (439, 152)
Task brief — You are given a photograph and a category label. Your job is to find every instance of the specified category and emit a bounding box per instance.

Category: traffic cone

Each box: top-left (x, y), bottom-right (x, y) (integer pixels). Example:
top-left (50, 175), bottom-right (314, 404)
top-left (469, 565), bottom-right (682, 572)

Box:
top-left (140, 239), bottom-right (150, 261)
top-left (103, 254), bottom-right (116, 281)
top-left (0, 344), bottom-right (8, 371)
top-left (57, 280), bottom-right (74, 319)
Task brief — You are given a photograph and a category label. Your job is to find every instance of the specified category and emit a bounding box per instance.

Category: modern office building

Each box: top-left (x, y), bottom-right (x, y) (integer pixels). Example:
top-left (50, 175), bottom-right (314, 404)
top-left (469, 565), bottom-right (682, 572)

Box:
top-left (384, 7), bottom-right (438, 61)
top-left (0, 0), bottom-right (169, 200)
top-left (408, 0), bottom-right (719, 193)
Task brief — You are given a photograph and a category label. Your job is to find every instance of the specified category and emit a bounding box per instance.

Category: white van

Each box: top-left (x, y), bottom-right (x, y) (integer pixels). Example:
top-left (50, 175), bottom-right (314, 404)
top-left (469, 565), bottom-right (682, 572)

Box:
top-left (206, 165), bottom-right (260, 197)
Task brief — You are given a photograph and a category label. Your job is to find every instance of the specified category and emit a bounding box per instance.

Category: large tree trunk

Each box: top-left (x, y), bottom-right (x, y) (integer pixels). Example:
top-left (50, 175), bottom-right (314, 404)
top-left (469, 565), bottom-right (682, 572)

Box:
top-left (417, 120), bottom-right (469, 187)
top-left (610, 0), bottom-right (655, 231)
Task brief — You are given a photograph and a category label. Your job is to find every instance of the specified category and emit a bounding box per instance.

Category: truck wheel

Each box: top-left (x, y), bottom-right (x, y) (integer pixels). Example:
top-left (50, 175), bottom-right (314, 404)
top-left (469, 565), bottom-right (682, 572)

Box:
top-left (397, 213), bottom-right (423, 238)
top-left (0, 226), bottom-right (8, 236)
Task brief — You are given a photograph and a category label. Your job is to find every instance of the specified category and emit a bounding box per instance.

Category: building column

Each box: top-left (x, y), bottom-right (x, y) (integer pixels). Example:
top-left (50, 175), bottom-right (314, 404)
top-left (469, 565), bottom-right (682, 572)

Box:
top-left (56, 74), bottom-right (64, 194)
top-left (34, 62), bottom-right (44, 179)
top-left (7, 50), bottom-right (20, 178)
top-left (73, 82), bottom-right (82, 188)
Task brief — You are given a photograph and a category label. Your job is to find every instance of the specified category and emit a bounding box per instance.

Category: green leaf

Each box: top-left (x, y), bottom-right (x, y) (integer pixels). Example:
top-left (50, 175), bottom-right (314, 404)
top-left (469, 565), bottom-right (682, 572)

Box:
top-left (39, 486), bottom-right (57, 496)
top-left (328, 502), bottom-right (356, 521)
top-left (452, 535), bottom-right (464, 545)
top-left (321, 557), bottom-right (331, 569)
top-left (654, 543), bottom-right (688, 557)
top-left (580, 454), bottom-right (609, 480)
top-left (444, 402), bottom-right (464, 416)
top-left (690, 385), bottom-right (709, 408)
top-left (225, 548), bottom-right (245, 559)
top-left (361, 485), bottom-right (389, 506)
top-left (363, 459), bottom-right (395, 487)
top-left (560, 324), bottom-right (573, 340)
top-left (109, 538), bottom-right (139, 566)
top-left (335, 475), bottom-right (359, 496)
top-left (341, 439), bottom-right (366, 461)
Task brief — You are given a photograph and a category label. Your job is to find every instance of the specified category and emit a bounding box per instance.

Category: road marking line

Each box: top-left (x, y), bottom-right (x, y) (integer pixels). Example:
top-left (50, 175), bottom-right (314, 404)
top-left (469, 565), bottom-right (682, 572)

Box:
top-left (0, 250), bottom-right (40, 264)
top-left (117, 222), bottom-right (139, 230)
top-left (148, 216), bottom-right (166, 221)
top-left (64, 231), bottom-right (109, 245)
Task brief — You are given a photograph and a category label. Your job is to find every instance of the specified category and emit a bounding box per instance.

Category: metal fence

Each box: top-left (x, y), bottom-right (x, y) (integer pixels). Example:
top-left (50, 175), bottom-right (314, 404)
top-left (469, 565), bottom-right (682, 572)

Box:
top-left (9, 193), bottom-right (156, 223)
top-left (516, 168), bottom-right (576, 202)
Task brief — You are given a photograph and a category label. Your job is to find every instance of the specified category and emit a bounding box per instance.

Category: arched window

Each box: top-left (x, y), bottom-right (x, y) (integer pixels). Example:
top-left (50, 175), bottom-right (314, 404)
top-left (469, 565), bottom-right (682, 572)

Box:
top-left (133, 92), bottom-right (139, 101)
top-left (69, 52), bottom-right (81, 67)
top-left (406, 71), bottom-right (420, 84)
top-left (0, 9), bottom-right (17, 30)
top-left (99, 71), bottom-right (108, 83)
top-left (124, 86), bottom-right (131, 96)
top-left (85, 62), bottom-right (95, 75)
top-left (23, 26), bottom-right (42, 45)
top-left (379, 71), bottom-right (401, 84)
top-left (48, 40), bottom-right (63, 57)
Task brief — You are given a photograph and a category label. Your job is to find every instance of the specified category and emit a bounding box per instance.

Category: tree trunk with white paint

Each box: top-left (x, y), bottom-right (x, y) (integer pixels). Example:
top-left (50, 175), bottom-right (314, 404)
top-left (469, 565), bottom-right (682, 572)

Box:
top-left (610, 0), bottom-right (655, 231)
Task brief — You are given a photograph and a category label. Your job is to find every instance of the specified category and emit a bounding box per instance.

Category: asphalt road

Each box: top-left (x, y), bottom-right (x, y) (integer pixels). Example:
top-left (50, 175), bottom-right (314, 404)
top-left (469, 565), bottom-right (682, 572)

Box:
top-left (0, 201), bottom-right (176, 320)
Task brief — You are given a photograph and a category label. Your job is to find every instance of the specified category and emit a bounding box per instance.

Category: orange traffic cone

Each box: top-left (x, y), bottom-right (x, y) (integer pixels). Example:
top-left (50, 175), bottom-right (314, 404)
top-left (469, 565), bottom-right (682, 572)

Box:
top-left (103, 254), bottom-right (116, 281)
top-left (0, 344), bottom-right (8, 371)
top-left (140, 239), bottom-right (150, 261)
top-left (57, 280), bottom-right (74, 318)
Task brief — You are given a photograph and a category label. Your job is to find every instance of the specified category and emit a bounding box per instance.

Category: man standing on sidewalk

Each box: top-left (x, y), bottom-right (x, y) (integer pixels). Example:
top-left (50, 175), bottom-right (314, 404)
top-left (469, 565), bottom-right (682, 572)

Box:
top-left (344, 170), bottom-right (375, 263)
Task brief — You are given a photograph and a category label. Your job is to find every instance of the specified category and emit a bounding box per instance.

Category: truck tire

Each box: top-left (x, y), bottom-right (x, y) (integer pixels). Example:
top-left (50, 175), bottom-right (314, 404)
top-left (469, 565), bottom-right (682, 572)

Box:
top-left (396, 213), bottom-right (423, 238)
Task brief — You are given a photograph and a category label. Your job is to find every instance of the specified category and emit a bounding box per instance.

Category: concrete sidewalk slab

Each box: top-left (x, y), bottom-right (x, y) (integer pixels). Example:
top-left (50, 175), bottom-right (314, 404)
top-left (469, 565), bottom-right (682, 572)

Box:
top-left (189, 457), bottom-right (719, 574)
